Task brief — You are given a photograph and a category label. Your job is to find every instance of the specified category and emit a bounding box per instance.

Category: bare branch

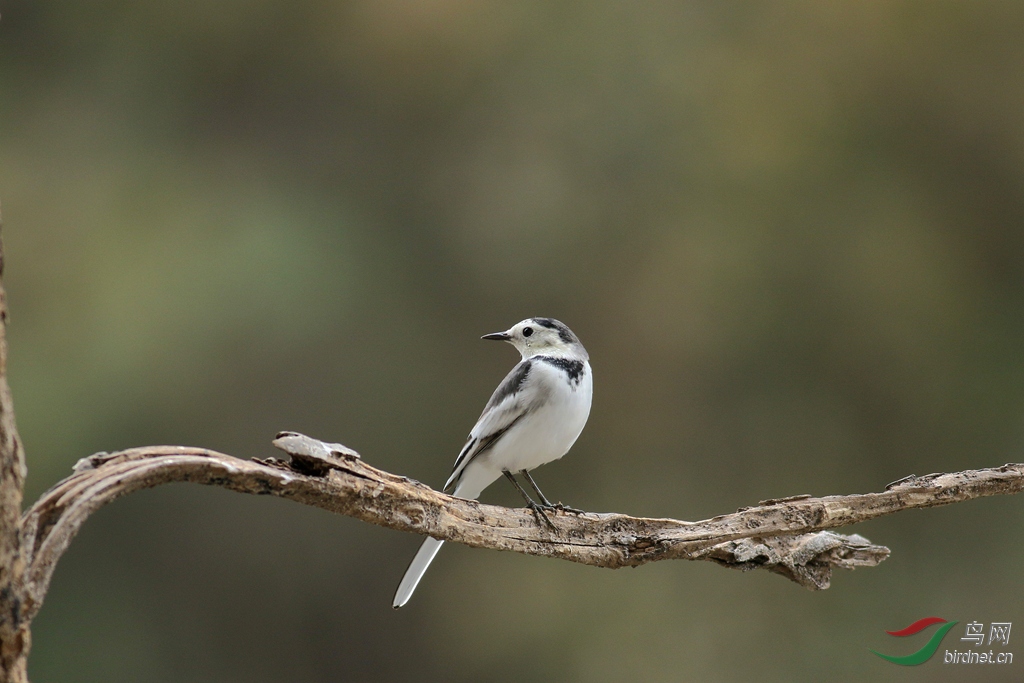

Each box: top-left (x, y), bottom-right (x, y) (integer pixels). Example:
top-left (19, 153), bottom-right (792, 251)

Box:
top-left (19, 431), bottom-right (1024, 621)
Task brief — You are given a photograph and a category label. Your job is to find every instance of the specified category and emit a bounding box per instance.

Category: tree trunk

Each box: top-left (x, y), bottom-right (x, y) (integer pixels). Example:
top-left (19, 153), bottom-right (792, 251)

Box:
top-left (0, 216), bottom-right (30, 683)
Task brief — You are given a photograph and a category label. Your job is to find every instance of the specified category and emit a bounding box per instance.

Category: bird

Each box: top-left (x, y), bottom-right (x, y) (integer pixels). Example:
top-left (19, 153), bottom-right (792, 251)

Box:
top-left (393, 317), bottom-right (593, 608)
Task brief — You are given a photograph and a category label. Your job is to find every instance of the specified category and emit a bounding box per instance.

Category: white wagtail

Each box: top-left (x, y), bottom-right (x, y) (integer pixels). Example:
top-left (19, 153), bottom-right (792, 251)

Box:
top-left (393, 317), bottom-right (593, 608)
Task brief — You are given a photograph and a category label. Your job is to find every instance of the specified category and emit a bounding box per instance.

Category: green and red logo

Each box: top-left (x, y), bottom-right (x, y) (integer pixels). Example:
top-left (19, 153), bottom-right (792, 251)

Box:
top-left (871, 617), bottom-right (959, 666)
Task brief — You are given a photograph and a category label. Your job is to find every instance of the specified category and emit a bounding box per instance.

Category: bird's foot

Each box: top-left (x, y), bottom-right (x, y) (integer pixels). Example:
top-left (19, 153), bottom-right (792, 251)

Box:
top-left (533, 501), bottom-right (585, 515)
top-left (525, 500), bottom-right (557, 530)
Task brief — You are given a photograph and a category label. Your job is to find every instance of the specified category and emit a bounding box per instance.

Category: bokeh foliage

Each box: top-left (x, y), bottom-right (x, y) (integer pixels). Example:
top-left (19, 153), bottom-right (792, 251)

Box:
top-left (2, 2), bottom-right (1023, 681)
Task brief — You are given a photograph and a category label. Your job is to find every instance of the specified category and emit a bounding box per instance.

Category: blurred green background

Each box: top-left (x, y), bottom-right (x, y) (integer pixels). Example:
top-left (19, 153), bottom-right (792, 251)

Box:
top-left (3, 1), bottom-right (1024, 681)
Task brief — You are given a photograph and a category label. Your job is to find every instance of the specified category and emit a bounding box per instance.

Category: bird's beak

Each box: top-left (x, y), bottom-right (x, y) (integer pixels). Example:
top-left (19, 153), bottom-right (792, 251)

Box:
top-left (481, 331), bottom-right (512, 341)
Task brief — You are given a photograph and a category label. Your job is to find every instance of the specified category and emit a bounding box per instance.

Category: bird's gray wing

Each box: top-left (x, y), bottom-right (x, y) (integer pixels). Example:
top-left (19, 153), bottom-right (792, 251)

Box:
top-left (444, 359), bottom-right (539, 491)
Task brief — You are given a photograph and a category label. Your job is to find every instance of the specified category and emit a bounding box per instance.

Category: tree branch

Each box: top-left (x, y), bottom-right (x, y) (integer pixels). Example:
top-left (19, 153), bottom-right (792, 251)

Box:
top-left (19, 431), bottom-right (1024, 623)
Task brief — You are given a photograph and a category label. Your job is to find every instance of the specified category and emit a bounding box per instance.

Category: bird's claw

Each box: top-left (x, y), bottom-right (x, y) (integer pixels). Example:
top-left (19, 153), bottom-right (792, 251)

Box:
top-left (525, 501), bottom-right (557, 530)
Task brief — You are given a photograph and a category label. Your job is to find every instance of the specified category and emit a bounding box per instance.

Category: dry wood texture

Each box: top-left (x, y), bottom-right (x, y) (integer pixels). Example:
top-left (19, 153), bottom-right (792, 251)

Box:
top-left (19, 430), bottom-right (1024, 635)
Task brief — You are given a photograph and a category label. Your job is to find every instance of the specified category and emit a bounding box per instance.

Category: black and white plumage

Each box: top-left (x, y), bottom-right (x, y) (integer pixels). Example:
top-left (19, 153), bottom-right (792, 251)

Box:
top-left (393, 317), bottom-right (593, 608)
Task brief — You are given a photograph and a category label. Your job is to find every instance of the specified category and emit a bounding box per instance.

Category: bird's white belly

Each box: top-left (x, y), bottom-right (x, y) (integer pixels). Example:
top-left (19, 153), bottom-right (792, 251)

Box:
top-left (478, 366), bottom-right (592, 474)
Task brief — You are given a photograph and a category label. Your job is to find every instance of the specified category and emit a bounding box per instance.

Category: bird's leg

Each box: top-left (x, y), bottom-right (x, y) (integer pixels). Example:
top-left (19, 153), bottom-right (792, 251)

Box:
top-left (502, 470), bottom-right (535, 505)
top-left (520, 470), bottom-right (555, 507)
top-left (502, 470), bottom-right (555, 530)
top-left (522, 470), bottom-right (585, 515)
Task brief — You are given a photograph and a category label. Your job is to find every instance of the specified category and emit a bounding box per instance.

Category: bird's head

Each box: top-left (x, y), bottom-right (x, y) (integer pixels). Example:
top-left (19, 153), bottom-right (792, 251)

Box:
top-left (481, 318), bottom-right (588, 360)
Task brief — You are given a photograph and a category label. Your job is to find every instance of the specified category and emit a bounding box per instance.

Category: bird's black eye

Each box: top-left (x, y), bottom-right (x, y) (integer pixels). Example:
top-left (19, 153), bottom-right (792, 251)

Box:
top-left (522, 327), bottom-right (533, 337)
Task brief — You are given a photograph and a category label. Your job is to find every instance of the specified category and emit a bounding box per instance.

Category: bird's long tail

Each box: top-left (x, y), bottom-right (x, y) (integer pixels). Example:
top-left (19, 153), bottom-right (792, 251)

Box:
top-left (392, 536), bottom-right (444, 609)
top-left (392, 467), bottom-right (497, 608)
